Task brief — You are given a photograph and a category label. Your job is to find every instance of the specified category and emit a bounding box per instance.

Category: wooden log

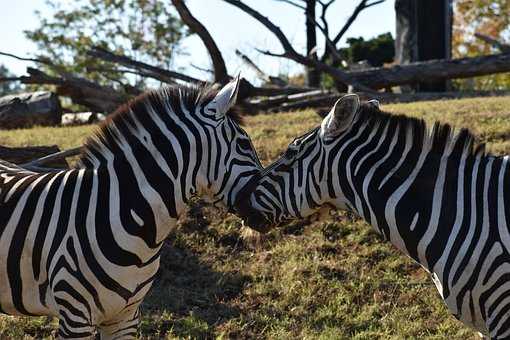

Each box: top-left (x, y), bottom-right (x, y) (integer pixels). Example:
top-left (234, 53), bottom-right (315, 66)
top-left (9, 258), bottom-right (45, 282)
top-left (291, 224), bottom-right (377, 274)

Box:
top-left (348, 53), bottom-right (510, 90)
top-left (249, 89), bottom-right (330, 110)
top-left (262, 90), bottom-right (510, 113)
top-left (0, 145), bottom-right (69, 168)
top-left (61, 112), bottom-right (106, 126)
top-left (19, 67), bottom-right (128, 114)
top-left (0, 92), bottom-right (62, 129)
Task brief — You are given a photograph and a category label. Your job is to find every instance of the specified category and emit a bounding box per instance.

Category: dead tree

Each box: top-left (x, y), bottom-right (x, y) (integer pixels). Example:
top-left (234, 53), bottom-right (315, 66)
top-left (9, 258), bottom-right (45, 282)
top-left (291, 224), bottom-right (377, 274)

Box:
top-left (222, 0), bottom-right (377, 93)
top-left (305, 0), bottom-right (319, 87)
top-left (271, 0), bottom-right (386, 88)
top-left (172, 0), bottom-right (229, 84)
top-left (395, 0), bottom-right (453, 91)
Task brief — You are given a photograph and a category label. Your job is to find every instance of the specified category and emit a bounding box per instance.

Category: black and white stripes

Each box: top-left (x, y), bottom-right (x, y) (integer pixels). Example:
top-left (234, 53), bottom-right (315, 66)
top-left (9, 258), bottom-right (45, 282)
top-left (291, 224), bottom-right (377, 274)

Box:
top-left (241, 94), bottom-right (510, 338)
top-left (0, 77), bottom-right (262, 338)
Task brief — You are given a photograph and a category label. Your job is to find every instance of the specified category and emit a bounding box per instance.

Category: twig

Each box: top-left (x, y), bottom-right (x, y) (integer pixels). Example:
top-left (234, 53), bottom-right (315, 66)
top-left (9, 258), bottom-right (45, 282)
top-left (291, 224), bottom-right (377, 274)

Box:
top-left (0, 51), bottom-right (52, 66)
top-left (474, 32), bottom-right (510, 53)
top-left (273, 0), bottom-right (306, 10)
top-left (21, 146), bottom-right (83, 169)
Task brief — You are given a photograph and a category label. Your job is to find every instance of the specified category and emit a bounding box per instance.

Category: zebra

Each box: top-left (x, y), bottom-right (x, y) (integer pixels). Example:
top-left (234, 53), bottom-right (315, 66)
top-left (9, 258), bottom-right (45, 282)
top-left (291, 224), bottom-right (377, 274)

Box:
top-left (238, 94), bottom-right (510, 339)
top-left (0, 76), bottom-right (262, 339)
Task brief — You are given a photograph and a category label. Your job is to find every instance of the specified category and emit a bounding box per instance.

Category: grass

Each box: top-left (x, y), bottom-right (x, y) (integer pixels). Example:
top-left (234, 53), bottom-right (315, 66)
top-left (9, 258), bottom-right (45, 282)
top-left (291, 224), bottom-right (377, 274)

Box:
top-left (2, 96), bottom-right (510, 339)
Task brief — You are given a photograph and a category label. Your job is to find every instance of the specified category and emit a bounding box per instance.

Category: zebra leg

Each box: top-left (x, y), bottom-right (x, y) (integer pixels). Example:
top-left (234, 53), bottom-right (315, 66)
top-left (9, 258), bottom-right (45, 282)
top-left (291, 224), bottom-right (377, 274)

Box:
top-left (98, 306), bottom-right (140, 339)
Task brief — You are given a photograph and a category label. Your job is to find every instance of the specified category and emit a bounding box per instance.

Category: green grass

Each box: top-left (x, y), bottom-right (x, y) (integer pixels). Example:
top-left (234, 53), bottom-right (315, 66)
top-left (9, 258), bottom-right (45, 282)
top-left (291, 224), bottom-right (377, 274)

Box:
top-left (3, 96), bottom-right (510, 339)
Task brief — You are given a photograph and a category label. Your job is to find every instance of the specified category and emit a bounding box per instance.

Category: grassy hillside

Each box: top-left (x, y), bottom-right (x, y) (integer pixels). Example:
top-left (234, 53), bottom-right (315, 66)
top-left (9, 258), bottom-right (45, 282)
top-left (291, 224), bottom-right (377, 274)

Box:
top-left (2, 96), bottom-right (510, 339)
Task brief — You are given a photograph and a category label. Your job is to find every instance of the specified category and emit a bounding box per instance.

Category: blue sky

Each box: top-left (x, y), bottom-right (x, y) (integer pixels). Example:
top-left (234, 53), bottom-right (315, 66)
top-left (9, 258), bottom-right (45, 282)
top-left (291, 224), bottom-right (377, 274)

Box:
top-left (0, 0), bottom-right (395, 82)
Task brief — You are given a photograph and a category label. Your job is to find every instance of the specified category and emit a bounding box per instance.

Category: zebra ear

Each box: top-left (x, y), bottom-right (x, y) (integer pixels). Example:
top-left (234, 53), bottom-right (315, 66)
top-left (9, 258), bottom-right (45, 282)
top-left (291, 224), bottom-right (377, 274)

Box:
top-left (321, 94), bottom-right (360, 138)
top-left (367, 99), bottom-right (380, 109)
top-left (212, 74), bottom-right (241, 116)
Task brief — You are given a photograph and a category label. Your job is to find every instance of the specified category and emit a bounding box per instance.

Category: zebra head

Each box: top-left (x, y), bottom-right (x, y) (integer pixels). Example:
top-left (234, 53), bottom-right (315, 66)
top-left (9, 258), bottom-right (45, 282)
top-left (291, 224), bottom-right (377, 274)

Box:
top-left (239, 94), bottom-right (380, 232)
top-left (193, 76), bottom-right (264, 208)
top-left (80, 75), bottom-right (262, 213)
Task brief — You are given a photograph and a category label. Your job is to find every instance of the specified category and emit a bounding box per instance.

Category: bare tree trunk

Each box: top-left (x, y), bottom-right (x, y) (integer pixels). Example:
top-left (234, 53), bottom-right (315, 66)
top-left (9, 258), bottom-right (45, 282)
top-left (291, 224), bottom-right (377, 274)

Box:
top-left (172, 0), bottom-right (229, 84)
top-left (395, 0), bottom-right (452, 92)
top-left (305, 0), bottom-right (320, 87)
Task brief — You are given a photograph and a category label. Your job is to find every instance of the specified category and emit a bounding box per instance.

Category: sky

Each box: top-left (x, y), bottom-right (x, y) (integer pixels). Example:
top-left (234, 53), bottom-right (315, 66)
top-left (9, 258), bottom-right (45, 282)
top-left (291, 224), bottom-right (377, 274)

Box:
top-left (0, 0), bottom-right (396, 83)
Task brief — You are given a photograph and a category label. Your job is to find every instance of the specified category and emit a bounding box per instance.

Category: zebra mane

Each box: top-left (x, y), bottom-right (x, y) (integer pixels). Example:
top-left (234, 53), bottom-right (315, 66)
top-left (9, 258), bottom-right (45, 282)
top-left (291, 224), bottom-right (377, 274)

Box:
top-left (77, 83), bottom-right (244, 166)
top-left (355, 102), bottom-right (487, 158)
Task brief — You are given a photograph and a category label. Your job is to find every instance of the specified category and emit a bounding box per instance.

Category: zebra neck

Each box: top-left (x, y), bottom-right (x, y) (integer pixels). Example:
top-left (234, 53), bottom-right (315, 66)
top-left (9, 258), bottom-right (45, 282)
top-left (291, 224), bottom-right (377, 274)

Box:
top-left (338, 127), bottom-right (499, 272)
top-left (89, 153), bottom-right (184, 250)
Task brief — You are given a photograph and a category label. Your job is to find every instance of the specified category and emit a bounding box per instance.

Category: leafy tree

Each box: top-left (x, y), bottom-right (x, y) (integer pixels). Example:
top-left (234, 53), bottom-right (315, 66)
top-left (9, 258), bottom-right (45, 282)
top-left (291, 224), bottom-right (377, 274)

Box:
top-left (340, 32), bottom-right (395, 67)
top-left (453, 0), bottom-right (510, 89)
top-left (322, 32), bottom-right (394, 89)
top-left (25, 0), bottom-right (188, 89)
top-left (0, 65), bottom-right (22, 96)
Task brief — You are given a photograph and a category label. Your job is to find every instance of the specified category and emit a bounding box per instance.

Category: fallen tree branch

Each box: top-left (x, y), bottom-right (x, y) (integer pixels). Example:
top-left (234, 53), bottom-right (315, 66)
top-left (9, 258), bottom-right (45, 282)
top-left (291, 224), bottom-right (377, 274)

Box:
top-left (348, 53), bottom-right (510, 89)
top-left (18, 67), bottom-right (128, 113)
top-left (88, 47), bottom-right (202, 84)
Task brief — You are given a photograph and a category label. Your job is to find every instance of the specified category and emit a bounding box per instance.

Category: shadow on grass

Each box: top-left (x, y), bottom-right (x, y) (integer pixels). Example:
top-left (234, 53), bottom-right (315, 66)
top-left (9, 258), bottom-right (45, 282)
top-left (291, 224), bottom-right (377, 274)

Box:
top-left (140, 200), bottom-right (249, 338)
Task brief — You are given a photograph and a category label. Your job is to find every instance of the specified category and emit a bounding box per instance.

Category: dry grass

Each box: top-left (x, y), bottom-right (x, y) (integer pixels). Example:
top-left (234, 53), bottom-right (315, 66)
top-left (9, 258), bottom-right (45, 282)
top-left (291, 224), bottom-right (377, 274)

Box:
top-left (2, 95), bottom-right (510, 339)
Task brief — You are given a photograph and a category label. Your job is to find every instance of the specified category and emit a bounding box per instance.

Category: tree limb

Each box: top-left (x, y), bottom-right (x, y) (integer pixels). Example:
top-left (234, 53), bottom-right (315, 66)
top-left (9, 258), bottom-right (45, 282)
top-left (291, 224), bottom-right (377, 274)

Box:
top-left (273, 0), bottom-right (306, 10)
top-left (332, 0), bottom-right (386, 45)
top-left (0, 51), bottom-right (53, 67)
top-left (321, 0), bottom-right (385, 62)
top-left (172, 0), bottom-right (229, 83)
top-left (222, 0), bottom-right (375, 92)
top-left (474, 32), bottom-right (510, 53)
top-left (87, 47), bottom-right (201, 84)
top-left (19, 67), bottom-right (128, 113)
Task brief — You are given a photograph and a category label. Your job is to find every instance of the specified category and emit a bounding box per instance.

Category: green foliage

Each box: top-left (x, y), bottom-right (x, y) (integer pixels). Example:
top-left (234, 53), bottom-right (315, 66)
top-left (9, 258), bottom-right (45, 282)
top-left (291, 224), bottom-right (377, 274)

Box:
top-left (340, 32), bottom-right (395, 67)
top-left (0, 64), bottom-right (23, 96)
top-left (322, 32), bottom-right (395, 89)
top-left (25, 0), bottom-right (188, 89)
top-left (453, 0), bottom-right (510, 90)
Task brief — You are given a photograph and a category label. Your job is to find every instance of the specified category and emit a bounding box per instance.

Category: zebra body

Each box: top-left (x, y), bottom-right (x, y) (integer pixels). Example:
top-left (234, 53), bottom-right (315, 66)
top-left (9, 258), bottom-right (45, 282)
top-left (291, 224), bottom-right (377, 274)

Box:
top-left (241, 95), bottom-right (510, 338)
top-left (0, 77), bottom-right (262, 338)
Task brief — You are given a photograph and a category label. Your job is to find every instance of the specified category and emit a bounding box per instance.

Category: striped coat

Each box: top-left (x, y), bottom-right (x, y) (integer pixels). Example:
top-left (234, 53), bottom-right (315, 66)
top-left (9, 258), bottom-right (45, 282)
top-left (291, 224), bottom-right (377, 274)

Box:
top-left (0, 77), bottom-right (262, 338)
top-left (241, 94), bottom-right (510, 339)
